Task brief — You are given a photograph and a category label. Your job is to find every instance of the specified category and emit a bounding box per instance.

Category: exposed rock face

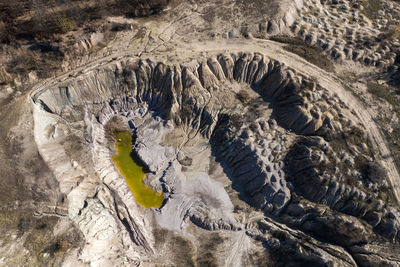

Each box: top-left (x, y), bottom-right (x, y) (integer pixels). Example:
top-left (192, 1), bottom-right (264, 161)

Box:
top-left (31, 51), bottom-right (400, 265)
top-left (285, 135), bottom-right (400, 244)
top-left (34, 52), bottom-right (333, 213)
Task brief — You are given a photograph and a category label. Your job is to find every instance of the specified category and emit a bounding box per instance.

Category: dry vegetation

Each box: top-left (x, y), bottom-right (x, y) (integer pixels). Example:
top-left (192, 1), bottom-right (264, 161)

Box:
top-left (0, 0), bottom-right (169, 43)
top-left (0, 210), bottom-right (83, 266)
top-left (270, 35), bottom-right (335, 72)
top-left (0, 0), bottom-right (170, 83)
top-left (360, 0), bottom-right (382, 19)
top-left (366, 82), bottom-right (400, 170)
top-left (236, 89), bottom-right (252, 104)
top-left (235, 0), bottom-right (275, 17)
top-left (152, 227), bottom-right (196, 266)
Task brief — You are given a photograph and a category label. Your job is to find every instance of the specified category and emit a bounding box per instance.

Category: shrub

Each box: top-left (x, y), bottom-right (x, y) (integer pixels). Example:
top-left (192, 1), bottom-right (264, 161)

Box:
top-left (236, 89), bottom-right (251, 104)
top-left (56, 15), bottom-right (78, 34)
top-left (362, 162), bottom-right (388, 183)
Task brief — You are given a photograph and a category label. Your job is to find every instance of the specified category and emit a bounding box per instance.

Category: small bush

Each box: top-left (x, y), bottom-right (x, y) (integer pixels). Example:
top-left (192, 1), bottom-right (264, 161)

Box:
top-left (367, 82), bottom-right (400, 113)
top-left (362, 162), bottom-right (388, 183)
top-left (236, 89), bottom-right (251, 104)
top-left (361, 0), bottom-right (382, 19)
top-left (56, 15), bottom-right (78, 34)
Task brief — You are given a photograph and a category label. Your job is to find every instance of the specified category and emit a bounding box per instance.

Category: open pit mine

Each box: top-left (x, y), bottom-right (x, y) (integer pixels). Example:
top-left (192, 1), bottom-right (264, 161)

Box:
top-left (2, 0), bottom-right (400, 266)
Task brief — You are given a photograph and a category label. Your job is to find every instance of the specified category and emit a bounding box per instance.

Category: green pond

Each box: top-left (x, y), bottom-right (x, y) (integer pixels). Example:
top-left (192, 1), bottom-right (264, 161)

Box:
top-left (112, 131), bottom-right (164, 208)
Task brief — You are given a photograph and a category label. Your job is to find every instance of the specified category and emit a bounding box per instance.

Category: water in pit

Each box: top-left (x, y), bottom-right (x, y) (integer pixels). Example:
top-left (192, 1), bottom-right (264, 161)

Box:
top-left (112, 131), bottom-right (164, 208)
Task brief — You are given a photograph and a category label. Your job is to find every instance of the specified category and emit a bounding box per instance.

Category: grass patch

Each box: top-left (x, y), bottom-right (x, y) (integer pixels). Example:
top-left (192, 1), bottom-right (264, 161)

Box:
top-left (360, 0), bottom-right (382, 19)
top-left (270, 36), bottom-right (335, 72)
top-left (384, 127), bottom-right (400, 173)
top-left (367, 82), bottom-right (400, 180)
top-left (367, 82), bottom-right (400, 114)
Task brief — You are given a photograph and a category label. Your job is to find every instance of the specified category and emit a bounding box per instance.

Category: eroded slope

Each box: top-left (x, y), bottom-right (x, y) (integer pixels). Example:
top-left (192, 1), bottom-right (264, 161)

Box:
top-left (31, 50), bottom-right (400, 266)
